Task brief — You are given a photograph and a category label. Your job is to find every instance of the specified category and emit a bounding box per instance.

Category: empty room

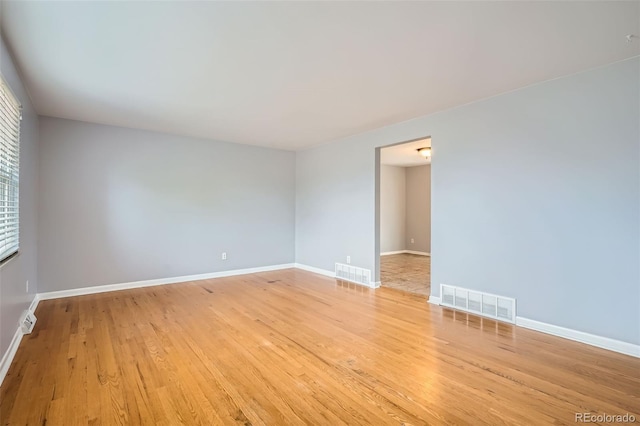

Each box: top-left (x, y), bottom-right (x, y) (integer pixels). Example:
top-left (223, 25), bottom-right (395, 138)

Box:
top-left (0, 1), bottom-right (639, 425)
top-left (379, 138), bottom-right (432, 296)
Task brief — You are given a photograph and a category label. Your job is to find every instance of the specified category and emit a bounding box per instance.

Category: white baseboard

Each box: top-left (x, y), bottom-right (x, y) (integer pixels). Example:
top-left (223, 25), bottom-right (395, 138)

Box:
top-left (380, 250), bottom-right (430, 257)
top-left (516, 317), bottom-right (640, 358)
top-left (294, 263), bottom-right (381, 288)
top-left (429, 295), bottom-right (639, 358)
top-left (294, 263), bottom-right (335, 278)
top-left (29, 295), bottom-right (41, 313)
top-left (405, 250), bottom-right (430, 256)
top-left (37, 261), bottom-right (378, 302)
top-left (0, 326), bottom-right (24, 386)
top-left (0, 294), bottom-right (40, 386)
top-left (38, 263), bottom-right (295, 301)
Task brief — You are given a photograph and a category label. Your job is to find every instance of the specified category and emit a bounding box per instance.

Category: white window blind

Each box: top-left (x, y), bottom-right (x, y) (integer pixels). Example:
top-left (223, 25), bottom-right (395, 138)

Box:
top-left (0, 76), bottom-right (21, 262)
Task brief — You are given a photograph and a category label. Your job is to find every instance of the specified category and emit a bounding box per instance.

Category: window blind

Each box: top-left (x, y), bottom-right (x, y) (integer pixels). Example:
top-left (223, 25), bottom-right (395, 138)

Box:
top-left (0, 76), bottom-right (21, 262)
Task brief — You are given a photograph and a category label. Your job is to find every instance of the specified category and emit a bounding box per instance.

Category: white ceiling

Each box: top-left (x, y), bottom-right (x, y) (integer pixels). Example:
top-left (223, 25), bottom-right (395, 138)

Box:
top-left (1, 1), bottom-right (638, 151)
top-left (381, 138), bottom-right (432, 167)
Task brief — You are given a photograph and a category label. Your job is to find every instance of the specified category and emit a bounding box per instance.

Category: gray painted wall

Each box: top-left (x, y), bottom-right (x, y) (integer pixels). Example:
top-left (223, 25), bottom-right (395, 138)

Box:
top-left (380, 164), bottom-right (431, 254)
top-left (296, 58), bottom-right (640, 345)
top-left (405, 165), bottom-right (431, 253)
top-left (380, 165), bottom-right (406, 253)
top-left (38, 117), bottom-right (295, 292)
top-left (0, 36), bottom-right (39, 356)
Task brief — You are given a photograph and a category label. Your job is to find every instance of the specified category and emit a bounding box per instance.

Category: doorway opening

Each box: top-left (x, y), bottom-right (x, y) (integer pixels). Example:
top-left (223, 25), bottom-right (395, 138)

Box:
top-left (377, 137), bottom-right (431, 296)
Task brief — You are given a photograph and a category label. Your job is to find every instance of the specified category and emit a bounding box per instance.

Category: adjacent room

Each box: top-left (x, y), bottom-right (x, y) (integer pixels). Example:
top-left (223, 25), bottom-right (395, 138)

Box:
top-left (0, 1), bottom-right (639, 424)
top-left (379, 138), bottom-right (432, 296)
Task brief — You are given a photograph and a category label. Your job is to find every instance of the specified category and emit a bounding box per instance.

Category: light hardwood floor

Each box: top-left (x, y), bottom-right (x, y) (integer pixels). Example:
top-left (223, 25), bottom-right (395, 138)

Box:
top-left (1, 269), bottom-right (638, 425)
top-left (380, 253), bottom-right (430, 296)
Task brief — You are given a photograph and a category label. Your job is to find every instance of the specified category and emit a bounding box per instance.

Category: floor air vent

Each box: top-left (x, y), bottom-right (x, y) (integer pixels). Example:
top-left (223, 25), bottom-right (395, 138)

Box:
top-left (440, 284), bottom-right (516, 323)
top-left (335, 263), bottom-right (372, 287)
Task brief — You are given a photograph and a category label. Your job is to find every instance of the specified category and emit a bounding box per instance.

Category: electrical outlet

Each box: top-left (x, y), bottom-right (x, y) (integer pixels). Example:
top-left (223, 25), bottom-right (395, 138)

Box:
top-left (346, 256), bottom-right (351, 264)
top-left (411, 238), bottom-right (415, 244)
top-left (26, 280), bottom-right (29, 293)
top-left (221, 252), bottom-right (227, 260)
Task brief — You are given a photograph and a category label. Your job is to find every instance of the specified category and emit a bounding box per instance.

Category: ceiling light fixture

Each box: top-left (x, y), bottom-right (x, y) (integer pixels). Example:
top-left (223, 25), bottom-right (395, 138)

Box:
top-left (417, 147), bottom-right (431, 158)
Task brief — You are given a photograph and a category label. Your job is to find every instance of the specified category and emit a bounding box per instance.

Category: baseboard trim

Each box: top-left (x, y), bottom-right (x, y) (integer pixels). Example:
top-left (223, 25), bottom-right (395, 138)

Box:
top-left (29, 295), bottom-right (41, 313)
top-left (404, 250), bottom-right (430, 256)
top-left (515, 317), bottom-right (640, 358)
top-left (430, 295), bottom-right (639, 358)
top-left (294, 263), bottom-right (335, 278)
top-left (380, 250), bottom-right (430, 257)
top-left (38, 263), bottom-right (296, 301)
top-left (37, 262), bottom-right (380, 302)
top-left (294, 263), bottom-right (380, 288)
top-left (0, 327), bottom-right (23, 386)
top-left (1, 294), bottom-right (39, 386)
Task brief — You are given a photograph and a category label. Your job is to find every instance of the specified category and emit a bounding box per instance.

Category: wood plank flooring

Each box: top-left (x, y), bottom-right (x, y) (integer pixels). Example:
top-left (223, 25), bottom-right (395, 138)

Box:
top-left (380, 253), bottom-right (430, 296)
top-left (1, 269), bottom-right (639, 425)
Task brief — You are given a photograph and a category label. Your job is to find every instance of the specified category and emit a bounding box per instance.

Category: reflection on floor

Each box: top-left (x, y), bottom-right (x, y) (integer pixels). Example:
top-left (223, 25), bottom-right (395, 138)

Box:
top-left (380, 253), bottom-right (430, 296)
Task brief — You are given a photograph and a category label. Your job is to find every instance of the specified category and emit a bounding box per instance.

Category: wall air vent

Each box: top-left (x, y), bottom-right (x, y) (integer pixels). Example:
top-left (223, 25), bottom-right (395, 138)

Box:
top-left (20, 311), bottom-right (37, 334)
top-left (440, 284), bottom-right (516, 323)
top-left (335, 263), bottom-right (372, 287)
